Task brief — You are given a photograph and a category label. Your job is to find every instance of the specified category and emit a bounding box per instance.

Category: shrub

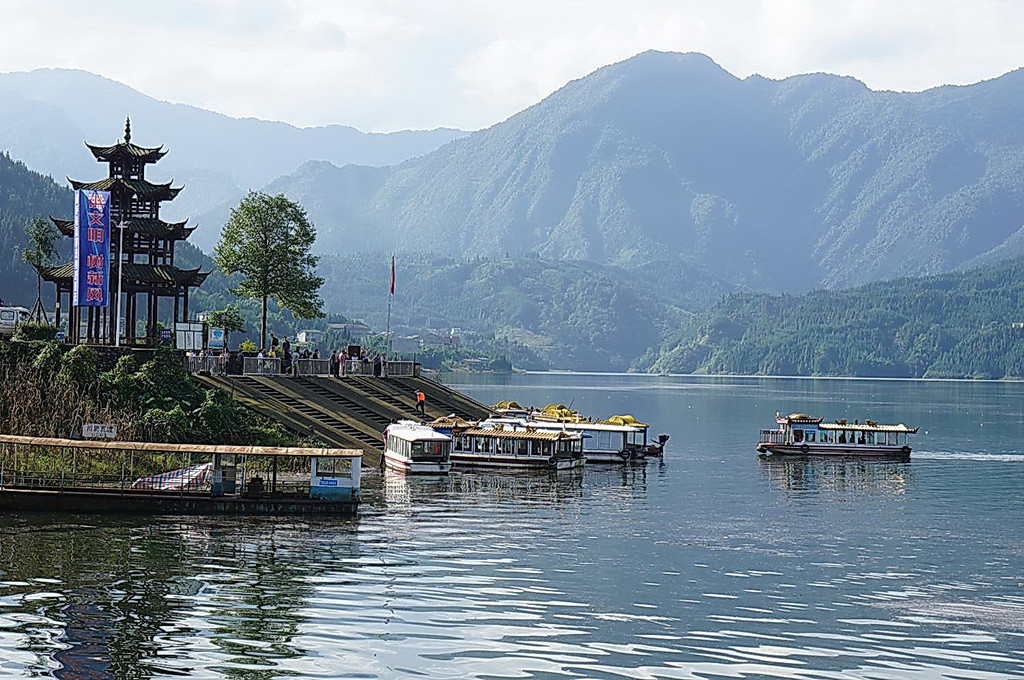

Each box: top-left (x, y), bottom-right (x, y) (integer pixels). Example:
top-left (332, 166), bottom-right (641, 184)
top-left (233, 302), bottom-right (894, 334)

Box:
top-left (14, 321), bottom-right (57, 341)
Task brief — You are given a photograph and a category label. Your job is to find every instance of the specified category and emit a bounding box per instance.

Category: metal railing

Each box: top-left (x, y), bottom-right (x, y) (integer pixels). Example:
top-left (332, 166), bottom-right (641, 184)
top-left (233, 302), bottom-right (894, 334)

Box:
top-left (294, 358), bottom-right (332, 376)
top-left (386, 361), bottom-right (417, 377)
top-left (186, 355), bottom-right (228, 375)
top-left (342, 359), bottom-right (374, 376)
top-left (340, 359), bottom-right (418, 377)
top-left (242, 356), bottom-right (283, 376)
top-left (758, 430), bottom-right (788, 445)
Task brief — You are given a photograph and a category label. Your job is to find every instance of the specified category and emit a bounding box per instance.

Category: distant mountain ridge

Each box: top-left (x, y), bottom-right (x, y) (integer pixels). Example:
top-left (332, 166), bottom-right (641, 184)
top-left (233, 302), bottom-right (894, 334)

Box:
top-left (255, 51), bottom-right (1024, 294)
top-left (0, 68), bottom-right (466, 247)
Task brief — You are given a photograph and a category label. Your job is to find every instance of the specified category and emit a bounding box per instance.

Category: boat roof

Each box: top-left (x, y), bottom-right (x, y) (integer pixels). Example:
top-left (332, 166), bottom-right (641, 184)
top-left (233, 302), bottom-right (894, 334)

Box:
top-left (386, 421), bottom-right (452, 442)
top-left (820, 423), bottom-right (919, 434)
top-left (462, 427), bottom-right (582, 442)
top-left (777, 413), bottom-right (824, 424)
top-left (483, 417), bottom-right (641, 433)
top-left (0, 434), bottom-right (362, 458)
top-left (776, 413), bottom-right (917, 433)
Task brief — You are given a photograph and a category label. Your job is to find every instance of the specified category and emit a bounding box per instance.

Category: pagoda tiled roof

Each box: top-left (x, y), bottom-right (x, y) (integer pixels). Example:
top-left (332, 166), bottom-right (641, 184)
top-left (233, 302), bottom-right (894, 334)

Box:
top-left (68, 177), bottom-right (181, 201)
top-left (49, 217), bottom-right (195, 239)
top-left (86, 141), bottom-right (166, 164)
top-left (41, 262), bottom-right (209, 287)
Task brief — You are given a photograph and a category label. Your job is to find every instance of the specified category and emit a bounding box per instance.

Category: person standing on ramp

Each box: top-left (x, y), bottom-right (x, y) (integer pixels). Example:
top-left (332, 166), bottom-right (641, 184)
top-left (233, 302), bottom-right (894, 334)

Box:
top-left (415, 389), bottom-right (426, 417)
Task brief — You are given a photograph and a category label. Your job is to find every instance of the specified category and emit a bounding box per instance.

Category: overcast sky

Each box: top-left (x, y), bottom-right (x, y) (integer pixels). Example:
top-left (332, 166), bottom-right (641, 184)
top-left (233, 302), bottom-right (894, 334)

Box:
top-left (2, 0), bottom-right (1022, 132)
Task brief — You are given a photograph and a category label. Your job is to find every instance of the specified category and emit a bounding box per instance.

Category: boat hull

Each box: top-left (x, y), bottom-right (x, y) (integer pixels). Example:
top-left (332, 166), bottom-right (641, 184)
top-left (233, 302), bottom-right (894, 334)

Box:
top-left (384, 450), bottom-right (452, 474)
top-left (0, 486), bottom-right (358, 515)
top-left (450, 453), bottom-right (584, 470)
top-left (756, 443), bottom-right (911, 459)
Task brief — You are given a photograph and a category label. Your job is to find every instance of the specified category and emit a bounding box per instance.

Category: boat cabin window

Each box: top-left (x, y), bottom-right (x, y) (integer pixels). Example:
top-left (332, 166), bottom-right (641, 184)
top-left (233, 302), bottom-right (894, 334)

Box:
top-left (454, 434), bottom-right (470, 451)
top-left (596, 431), bottom-right (612, 450)
top-left (316, 457), bottom-right (351, 478)
top-left (805, 430), bottom-right (816, 443)
top-left (864, 432), bottom-right (875, 445)
top-left (498, 438), bottom-right (515, 455)
top-left (477, 437), bottom-right (494, 453)
top-left (539, 441), bottom-right (553, 456)
top-left (517, 439), bottom-right (529, 456)
top-left (793, 429), bottom-right (804, 443)
top-left (411, 440), bottom-right (447, 458)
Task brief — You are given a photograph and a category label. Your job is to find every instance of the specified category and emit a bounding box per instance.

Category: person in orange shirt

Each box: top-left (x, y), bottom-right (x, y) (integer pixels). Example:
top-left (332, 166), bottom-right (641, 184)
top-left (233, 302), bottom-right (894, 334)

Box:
top-left (415, 389), bottom-right (426, 416)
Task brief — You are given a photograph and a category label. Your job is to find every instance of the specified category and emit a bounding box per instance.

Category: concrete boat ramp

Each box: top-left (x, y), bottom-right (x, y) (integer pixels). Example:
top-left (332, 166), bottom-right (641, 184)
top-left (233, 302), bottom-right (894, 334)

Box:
top-left (196, 374), bottom-right (492, 466)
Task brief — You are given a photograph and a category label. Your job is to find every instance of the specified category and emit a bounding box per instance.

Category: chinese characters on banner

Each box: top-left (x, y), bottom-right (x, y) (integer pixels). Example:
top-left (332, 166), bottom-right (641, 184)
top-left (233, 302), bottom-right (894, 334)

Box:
top-left (72, 189), bottom-right (111, 306)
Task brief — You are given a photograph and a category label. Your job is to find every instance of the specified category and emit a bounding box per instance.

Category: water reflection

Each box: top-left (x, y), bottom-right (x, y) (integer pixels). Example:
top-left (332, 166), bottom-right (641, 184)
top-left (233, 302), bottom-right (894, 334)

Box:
top-left (758, 456), bottom-right (913, 497)
top-left (0, 517), bottom-right (362, 678)
top-left (381, 468), bottom-right (586, 510)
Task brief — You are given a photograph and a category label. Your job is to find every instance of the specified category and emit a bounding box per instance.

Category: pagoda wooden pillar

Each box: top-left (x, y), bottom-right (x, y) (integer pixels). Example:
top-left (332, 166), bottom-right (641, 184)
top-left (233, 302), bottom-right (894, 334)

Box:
top-left (54, 285), bottom-right (61, 338)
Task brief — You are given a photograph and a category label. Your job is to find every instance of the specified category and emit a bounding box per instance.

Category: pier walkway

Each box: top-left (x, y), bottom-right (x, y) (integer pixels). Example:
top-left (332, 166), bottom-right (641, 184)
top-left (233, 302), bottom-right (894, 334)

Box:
top-left (195, 374), bottom-right (492, 466)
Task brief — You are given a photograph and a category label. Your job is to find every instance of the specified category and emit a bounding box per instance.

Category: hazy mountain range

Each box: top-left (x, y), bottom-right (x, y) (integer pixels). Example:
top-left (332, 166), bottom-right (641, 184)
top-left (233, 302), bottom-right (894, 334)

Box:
top-left (239, 51), bottom-right (1024, 296)
top-left (0, 68), bottom-right (465, 240)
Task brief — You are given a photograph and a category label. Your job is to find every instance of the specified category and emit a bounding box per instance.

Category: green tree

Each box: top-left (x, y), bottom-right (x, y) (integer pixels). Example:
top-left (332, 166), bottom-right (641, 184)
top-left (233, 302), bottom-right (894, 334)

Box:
top-left (22, 216), bottom-right (59, 322)
top-left (205, 305), bottom-right (246, 348)
top-left (213, 192), bottom-right (324, 350)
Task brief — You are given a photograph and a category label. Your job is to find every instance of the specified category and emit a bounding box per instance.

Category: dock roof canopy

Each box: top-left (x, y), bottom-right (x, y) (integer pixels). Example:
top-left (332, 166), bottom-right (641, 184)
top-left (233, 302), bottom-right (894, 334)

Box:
top-left (0, 434), bottom-right (363, 458)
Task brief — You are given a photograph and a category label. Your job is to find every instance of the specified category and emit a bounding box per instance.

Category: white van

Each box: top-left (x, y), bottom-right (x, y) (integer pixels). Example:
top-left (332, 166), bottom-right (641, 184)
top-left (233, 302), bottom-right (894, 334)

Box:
top-left (0, 307), bottom-right (30, 338)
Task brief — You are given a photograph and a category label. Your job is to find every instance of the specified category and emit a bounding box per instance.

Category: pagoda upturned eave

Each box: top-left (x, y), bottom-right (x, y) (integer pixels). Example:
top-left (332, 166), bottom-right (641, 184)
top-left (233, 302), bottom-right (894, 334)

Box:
top-left (68, 176), bottom-right (182, 201)
top-left (40, 262), bottom-right (209, 288)
top-left (49, 216), bottom-right (195, 239)
top-left (86, 141), bottom-right (166, 164)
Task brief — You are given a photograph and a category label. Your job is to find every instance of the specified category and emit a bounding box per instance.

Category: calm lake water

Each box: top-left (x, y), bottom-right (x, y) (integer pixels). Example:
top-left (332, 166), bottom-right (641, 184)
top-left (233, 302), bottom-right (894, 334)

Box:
top-left (1, 374), bottom-right (1023, 678)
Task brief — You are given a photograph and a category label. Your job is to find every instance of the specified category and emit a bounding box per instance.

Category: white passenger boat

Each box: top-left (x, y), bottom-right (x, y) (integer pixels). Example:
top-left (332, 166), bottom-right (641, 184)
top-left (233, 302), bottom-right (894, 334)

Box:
top-left (383, 421), bottom-right (453, 474)
top-left (489, 403), bottom-right (669, 462)
top-left (756, 413), bottom-right (918, 459)
top-left (430, 417), bottom-right (585, 470)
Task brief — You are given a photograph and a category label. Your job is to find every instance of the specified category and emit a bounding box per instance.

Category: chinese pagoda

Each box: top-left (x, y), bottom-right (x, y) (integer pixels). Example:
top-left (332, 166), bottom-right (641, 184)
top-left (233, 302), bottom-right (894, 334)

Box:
top-left (42, 117), bottom-right (208, 345)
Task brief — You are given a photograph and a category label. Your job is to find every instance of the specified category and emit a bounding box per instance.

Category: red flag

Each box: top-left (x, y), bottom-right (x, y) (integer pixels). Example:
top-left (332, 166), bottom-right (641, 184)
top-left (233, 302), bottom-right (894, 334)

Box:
top-left (389, 255), bottom-right (396, 296)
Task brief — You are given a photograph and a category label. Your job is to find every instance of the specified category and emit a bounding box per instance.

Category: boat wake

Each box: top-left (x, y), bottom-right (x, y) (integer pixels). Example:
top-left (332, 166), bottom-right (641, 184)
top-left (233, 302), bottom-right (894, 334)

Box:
top-left (913, 451), bottom-right (1024, 462)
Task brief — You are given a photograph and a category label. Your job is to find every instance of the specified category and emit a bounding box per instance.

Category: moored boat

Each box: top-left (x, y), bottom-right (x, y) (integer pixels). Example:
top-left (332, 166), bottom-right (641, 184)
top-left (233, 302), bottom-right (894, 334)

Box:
top-left (383, 420), bottom-right (453, 474)
top-left (490, 402), bottom-right (669, 462)
top-left (430, 416), bottom-right (585, 470)
top-left (756, 413), bottom-right (918, 459)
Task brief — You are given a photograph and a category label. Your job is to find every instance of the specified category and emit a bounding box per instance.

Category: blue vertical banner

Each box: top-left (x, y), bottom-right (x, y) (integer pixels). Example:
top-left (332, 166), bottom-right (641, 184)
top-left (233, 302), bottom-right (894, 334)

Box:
top-left (72, 189), bottom-right (111, 306)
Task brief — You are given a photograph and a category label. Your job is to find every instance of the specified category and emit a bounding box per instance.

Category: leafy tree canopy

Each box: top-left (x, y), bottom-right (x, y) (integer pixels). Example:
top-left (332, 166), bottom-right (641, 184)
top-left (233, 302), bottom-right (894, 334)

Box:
top-left (214, 191), bottom-right (324, 349)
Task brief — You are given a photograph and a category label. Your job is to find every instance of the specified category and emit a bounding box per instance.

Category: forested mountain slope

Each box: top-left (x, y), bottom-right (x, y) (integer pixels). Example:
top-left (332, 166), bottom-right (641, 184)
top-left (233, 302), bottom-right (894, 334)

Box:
top-left (0, 152), bottom-right (70, 305)
top-left (317, 253), bottom-right (696, 371)
top-left (647, 256), bottom-right (1024, 379)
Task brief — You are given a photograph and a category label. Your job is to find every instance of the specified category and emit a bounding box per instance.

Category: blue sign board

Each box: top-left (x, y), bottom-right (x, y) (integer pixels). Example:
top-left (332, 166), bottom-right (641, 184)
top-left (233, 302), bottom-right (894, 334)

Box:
top-left (72, 189), bottom-right (111, 307)
top-left (208, 327), bottom-right (225, 349)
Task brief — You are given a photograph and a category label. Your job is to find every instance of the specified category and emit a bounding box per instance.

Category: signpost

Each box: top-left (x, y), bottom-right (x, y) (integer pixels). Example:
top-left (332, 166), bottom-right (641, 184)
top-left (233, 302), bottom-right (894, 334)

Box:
top-left (208, 327), bottom-right (225, 349)
top-left (83, 423), bottom-right (118, 439)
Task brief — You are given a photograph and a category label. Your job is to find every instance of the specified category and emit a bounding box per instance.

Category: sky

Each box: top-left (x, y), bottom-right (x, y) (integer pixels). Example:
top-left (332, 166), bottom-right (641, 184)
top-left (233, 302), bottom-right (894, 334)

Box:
top-left (2, 0), bottom-right (1022, 132)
